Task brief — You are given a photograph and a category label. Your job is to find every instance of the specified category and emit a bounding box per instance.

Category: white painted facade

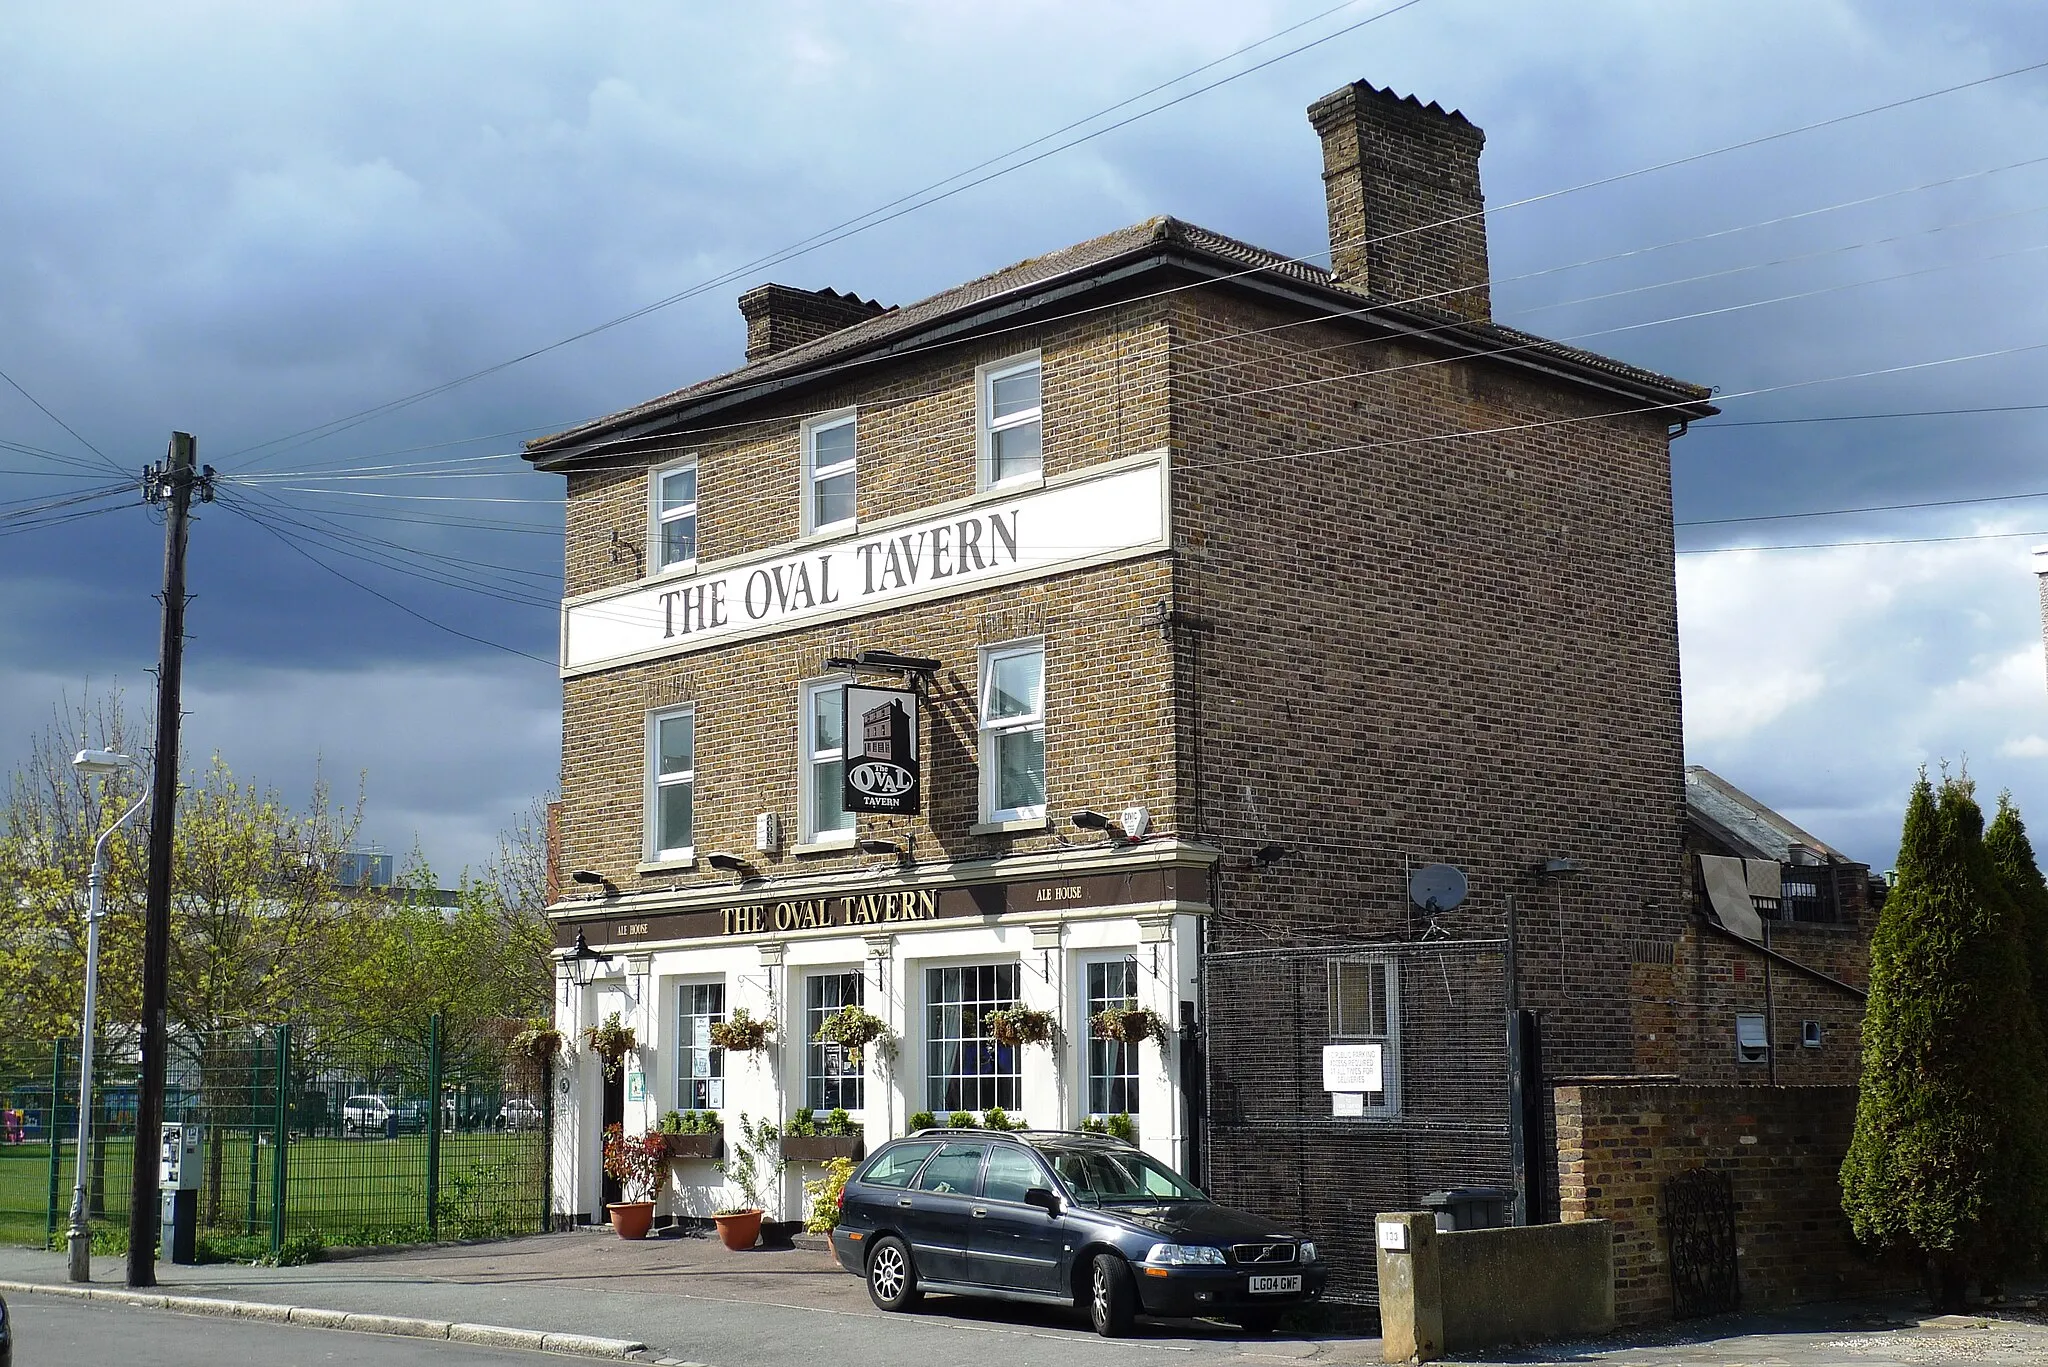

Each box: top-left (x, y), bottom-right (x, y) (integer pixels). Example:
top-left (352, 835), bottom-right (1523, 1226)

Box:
top-left (550, 842), bottom-right (1211, 1227)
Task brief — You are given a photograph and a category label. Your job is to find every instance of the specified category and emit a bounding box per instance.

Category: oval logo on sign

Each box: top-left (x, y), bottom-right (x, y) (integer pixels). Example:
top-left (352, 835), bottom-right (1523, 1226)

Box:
top-left (848, 760), bottom-right (915, 797)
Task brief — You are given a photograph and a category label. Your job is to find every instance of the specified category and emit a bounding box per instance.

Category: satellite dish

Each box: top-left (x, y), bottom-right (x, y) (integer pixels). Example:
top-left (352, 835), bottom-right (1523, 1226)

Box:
top-left (1408, 863), bottom-right (1468, 913)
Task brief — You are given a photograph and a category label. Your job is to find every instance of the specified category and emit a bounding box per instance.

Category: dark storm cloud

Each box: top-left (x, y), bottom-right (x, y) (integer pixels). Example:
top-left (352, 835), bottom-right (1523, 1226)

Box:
top-left (4, 1), bottom-right (2048, 870)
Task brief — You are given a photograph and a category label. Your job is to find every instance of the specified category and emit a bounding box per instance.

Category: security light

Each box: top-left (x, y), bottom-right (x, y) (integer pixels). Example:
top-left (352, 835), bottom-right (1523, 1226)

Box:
top-left (858, 838), bottom-right (907, 857)
top-left (706, 852), bottom-right (750, 879)
top-left (1252, 843), bottom-right (1291, 868)
top-left (1071, 809), bottom-right (1112, 831)
top-left (570, 870), bottom-right (607, 886)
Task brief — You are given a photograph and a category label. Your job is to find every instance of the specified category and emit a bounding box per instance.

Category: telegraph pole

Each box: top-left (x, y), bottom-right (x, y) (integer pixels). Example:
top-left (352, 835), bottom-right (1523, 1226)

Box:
top-left (127, 433), bottom-right (211, 1288)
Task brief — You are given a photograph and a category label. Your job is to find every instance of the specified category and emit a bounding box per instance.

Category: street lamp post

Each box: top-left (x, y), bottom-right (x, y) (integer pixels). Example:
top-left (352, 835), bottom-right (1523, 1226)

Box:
top-left (66, 748), bottom-right (148, 1284)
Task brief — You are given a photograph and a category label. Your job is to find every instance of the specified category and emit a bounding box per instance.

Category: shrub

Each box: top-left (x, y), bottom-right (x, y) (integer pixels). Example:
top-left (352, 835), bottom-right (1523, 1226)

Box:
top-left (907, 1110), bottom-right (937, 1131)
top-left (1841, 774), bottom-right (2048, 1307)
top-left (825, 1108), bottom-right (857, 1136)
top-left (602, 1124), bottom-right (671, 1203)
top-left (1105, 1113), bottom-right (1138, 1144)
top-left (981, 1107), bottom-right (1020, 1131)
top-left (785, 1106), bottom-right (820, 1137)
top-left (804, 1156), bottom-right (858, 1233)
top-left (947, 1110), bottom-right (977, 1129)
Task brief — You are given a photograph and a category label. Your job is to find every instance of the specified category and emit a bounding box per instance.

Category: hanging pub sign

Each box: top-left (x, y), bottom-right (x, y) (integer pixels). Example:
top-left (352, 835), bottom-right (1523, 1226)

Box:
top-left (842, 684), bottom-right (921, 815)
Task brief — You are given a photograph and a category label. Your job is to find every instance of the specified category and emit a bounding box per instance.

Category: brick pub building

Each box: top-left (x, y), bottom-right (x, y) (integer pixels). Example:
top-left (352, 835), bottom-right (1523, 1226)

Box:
top-left (526, 79), bottom-right (1759, 1301)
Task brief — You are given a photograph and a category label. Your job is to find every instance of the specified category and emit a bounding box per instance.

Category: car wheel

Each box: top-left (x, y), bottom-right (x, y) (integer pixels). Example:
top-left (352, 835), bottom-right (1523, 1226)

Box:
top-left (1089, 1253), bottom-right (1137, 1338)
top-left (1235, 1310), bottom-right (1281, 1335)
top-left (867, 1236), bottom-right (922, 1312)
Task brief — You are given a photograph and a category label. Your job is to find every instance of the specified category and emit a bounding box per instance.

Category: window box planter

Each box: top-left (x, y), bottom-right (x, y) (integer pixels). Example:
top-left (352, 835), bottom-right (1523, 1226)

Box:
top-left (663, 1132), bottom-right (723, 1161)
top-left (781, 1133), bottom-right (864, 1163)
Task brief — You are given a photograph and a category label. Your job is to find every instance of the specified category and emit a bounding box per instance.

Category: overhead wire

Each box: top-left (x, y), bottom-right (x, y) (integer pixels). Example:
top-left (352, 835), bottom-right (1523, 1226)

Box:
top-left (0, 363), bottom-right (123, 477)
top-left (220, 43), bottom-right (2048, 474)
top-left (220, 0), bottom-right (1437, 471)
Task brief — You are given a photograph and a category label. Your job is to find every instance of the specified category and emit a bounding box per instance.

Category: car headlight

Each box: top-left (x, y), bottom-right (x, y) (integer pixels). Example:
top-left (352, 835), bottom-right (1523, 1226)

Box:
top-left (1145, 1243), bottom-right (1226, 1266)
top-left (1299, 1241), bottom-right (1319, 1263)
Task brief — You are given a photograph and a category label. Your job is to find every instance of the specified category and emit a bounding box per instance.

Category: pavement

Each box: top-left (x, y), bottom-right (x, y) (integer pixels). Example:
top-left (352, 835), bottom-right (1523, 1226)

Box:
top-left (0, 1232), bottom-right (2045, 1366)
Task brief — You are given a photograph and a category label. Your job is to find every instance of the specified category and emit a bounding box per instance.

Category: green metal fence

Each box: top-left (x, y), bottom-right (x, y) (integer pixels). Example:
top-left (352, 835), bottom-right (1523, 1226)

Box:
top-left (0, 1017), bottom-right (549, 1259)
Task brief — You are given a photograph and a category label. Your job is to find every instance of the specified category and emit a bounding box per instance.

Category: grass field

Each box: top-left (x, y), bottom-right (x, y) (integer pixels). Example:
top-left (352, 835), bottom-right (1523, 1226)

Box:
top-left (1, 1130), bottom-right (543, 1251)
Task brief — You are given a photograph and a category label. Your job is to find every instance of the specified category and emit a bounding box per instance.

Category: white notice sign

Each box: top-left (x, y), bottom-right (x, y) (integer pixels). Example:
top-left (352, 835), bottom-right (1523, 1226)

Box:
top-left (1332, 1091), bottom-right (1365, 1118)
top-left (1322, 1044), bottom-right (1383, 1093)
top-left (561, 455), bottom-right (1168, 675)
top-left (1376, 1220), bottom-right (1409, 1252)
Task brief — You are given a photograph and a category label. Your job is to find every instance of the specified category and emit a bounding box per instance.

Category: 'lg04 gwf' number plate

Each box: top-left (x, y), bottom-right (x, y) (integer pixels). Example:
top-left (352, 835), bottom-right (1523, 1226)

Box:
top-left (1247, 1275), bottom-right (1302, 1294)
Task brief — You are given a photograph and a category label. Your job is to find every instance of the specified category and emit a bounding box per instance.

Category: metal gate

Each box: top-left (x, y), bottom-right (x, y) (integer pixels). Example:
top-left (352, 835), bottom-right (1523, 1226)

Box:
top-left (1664, 1166), bottom-right (1739, 1318)
top-left (1202, 938), bottom-right (1512, 1305)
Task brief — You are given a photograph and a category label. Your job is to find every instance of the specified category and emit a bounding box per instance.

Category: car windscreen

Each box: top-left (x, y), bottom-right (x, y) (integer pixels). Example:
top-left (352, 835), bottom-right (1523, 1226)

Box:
top-left (1041, 1147), bottom-right (1209, 1206)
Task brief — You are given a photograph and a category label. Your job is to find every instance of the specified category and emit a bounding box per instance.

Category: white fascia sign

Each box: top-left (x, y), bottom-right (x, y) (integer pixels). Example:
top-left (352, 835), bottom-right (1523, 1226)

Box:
top-left (560, 453), bottom-right (1168, 676)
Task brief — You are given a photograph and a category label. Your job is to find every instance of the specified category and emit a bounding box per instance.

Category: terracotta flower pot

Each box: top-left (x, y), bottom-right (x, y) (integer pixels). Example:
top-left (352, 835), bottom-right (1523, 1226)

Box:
top-left (608, 1200), bottom-right (656, 1240)
top-left (713, 1208), bottom-right (764, 1250)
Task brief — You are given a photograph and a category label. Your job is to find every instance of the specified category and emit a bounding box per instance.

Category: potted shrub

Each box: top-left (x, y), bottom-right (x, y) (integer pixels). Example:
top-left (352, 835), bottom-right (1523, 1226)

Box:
top-left (803, 1155), bottom-right (858, 1233)
top-left (982, 1006), bottom-right (1055, 1048)
top-left (1090, 1004), bottom-right (1170, 1046)
top-left (782, 1106), bottom-right (864, 1162)
top-left (712, 1112), bottom-right (784, 1250)
top-left (981, 1106), bottom-right (1022, 1131)
top-left (947, 1110), bottom-right (978, 1129)
top-left (1080, 1113), bottom-right (1139, 1143)
top-left (601, 1123), bottom-right (669, 1239)
top-left (708, 1007), bottom-right (776, 1055)
top-left (812, 1005), bottom-right (892, 1066)
top-left (907, 1110), bottom-right (937, 1132)
top-left (582, 1013), bottom-right (637, 1079)
top-left (655, 1108), bottom-right (722, 1160)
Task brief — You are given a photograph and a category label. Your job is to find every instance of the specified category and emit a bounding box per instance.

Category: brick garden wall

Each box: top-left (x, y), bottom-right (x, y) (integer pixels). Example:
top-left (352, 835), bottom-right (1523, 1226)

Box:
top-left (1555, 1082), bottom-right (1910, 1325)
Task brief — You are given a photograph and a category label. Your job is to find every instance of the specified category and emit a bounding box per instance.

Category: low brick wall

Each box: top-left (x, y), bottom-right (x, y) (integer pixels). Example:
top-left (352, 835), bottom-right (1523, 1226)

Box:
top-left (1438, 1220), bottom-right (1615, 1351)
top-left (1555, 1083), bottom-right (1910, 1325)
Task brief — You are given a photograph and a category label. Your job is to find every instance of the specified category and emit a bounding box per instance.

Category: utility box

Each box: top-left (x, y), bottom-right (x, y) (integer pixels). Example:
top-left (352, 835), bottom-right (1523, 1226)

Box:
top-left (159, 1123), bottom-right (202, 1263)
top-left (1423, 1186), bottom-right (1515, 1232)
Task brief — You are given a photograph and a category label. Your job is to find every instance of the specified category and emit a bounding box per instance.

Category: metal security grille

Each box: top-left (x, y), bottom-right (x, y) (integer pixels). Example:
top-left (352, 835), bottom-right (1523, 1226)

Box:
top-left (1203, 938), bottom-right (1512, 1306)
top-left (1664, 1166), bottom-right (1739, 1318)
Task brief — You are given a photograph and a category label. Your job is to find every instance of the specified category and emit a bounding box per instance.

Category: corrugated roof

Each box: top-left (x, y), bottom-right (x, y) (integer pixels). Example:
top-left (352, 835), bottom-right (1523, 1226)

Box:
top-left (1686, 766), bottom-right (1851, 863)
top-left (527, 215), bottom-right (1715, 464)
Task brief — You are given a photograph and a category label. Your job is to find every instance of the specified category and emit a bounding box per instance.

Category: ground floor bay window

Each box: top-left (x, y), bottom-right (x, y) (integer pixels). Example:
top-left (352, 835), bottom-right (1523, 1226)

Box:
top-left (926, 963), bottom-right (1021, 1113)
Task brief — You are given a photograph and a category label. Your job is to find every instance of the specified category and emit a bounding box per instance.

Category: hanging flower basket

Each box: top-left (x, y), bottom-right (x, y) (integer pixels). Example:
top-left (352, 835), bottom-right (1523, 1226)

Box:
top-left (582, 1013), bottom-right (637, 1079)
top-left (510, 1019), bottom-right (565, 1064)
top-left (1090, 1005), bottom-right (1169, 1046)
top-left (709, 1007), bottom-right (776, 1054)
top-left (982, 1006), bottom-right (1056, 1049)
top-left (812, 1005), bottom-right (892, 1065)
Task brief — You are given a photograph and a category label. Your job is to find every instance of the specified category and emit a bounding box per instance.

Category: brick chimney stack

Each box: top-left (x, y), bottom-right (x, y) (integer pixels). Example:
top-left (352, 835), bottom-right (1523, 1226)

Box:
top-left (1307, 81), bottom-right (1491, 322)
top-left (737, 284), bottom-right (891, 362)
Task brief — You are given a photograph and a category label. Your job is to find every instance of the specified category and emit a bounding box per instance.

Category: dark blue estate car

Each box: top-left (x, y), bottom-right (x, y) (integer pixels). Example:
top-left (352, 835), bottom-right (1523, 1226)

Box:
top-left (830, 1130), bottom-right (1326, 1336)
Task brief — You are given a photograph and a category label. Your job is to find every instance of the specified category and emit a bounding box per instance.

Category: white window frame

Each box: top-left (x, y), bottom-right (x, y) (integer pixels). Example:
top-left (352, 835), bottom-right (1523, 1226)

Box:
top-left (648, 456), bottom-right (699, 576)
top-left (1326, 956), bottom-right (1401, 1118)
top-left (675, 978), bottom-right (727, 1112)
top-left (803, 968), bottom-right (865, 1111)
top-left (978, 639), bottom-right (1046, 824)
top-left (977, 352), bottom-right (1043, 490)
top-left (1078, 953), bottom-right (1141, 1121)
top-left (799, 675), bottom-right (856, 847)
top-left (646, 705), bottom-right (695, 863)
top-left (802, 410), bottom-right (858, 536)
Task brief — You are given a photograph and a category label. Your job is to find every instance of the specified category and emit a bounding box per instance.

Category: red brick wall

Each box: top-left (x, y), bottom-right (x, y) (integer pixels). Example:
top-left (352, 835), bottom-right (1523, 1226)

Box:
top-left (1555, 1083), bottom-right (1910, 1325)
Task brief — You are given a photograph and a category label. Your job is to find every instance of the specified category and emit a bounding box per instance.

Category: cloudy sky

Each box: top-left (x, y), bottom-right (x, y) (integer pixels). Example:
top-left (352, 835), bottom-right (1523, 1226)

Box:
top-left (3, 0), bottom-right (2046, 875)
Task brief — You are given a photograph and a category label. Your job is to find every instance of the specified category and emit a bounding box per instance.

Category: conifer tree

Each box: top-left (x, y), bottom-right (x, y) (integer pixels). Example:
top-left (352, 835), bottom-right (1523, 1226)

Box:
top-left (1840, 774), bottom-right (2048, 1307)
top-left (1985, 794), bottom-right (2048, 1062)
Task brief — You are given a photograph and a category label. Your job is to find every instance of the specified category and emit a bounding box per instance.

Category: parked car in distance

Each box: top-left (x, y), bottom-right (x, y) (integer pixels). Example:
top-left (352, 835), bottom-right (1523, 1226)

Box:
top-left (341, 1095), bottom-right (426, 1135)
top-left (0, 1288), bottom-right (12, 1367)
top-left (499, 1098), bottom-right (543, 1130)
top-left (830, 1130), bottom-right (1326, 1337)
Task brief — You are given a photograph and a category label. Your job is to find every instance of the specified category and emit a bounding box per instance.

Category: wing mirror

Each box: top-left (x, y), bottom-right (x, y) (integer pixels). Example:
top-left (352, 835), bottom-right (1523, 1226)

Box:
top-left (1024, 1187), bottom-right (1061, 1216)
